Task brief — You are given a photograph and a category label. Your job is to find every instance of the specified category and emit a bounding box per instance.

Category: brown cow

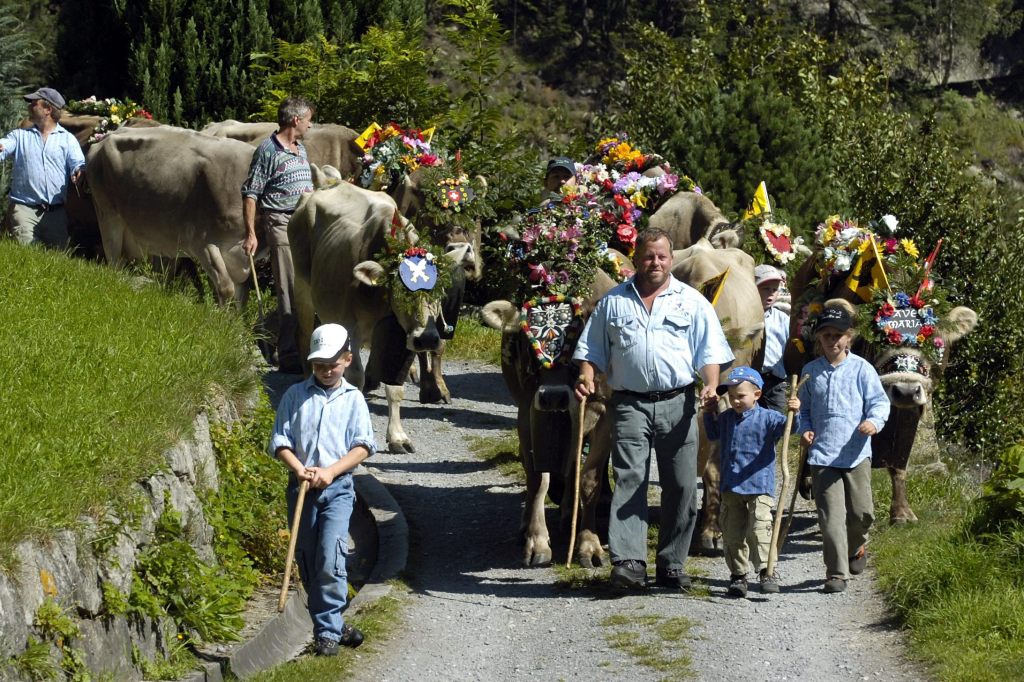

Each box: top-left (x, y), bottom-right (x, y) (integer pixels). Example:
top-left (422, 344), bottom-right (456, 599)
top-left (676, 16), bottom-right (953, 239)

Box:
top-left (481, 268), bottom-right (620, 567)
top-left (671, 239), bottom-right (766, 554)
top-left (649, 191), bottom-right (739, 250)
top-left (201, 120), bottom-right (364, 181)
top-left (784, 256), bottom-right (978, 524)
top-left (288, 181), bottom-right (467, 453)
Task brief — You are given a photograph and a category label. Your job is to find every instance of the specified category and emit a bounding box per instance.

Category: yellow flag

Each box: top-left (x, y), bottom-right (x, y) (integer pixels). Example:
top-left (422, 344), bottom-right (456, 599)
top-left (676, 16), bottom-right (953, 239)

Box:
top-left (420, 126), bottom-right (436, 143)
top-left (743, 181), bottom-right (770, 220)
top-left (845, 234), bottom-right (891, 302)
top-left (700, 267), bottom-right (730, 306)
top-left (355, 122), bottom-right (382, 151)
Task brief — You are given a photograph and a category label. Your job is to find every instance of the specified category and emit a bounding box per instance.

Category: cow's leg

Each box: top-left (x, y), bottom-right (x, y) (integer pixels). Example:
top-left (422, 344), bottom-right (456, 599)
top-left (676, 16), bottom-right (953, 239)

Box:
top-left (419, 345), bottom-right (452, 404)
top-left (889, 467), bottom-right (918, 524)
top-left (383, 383), bottom-right (414, 454)
top-left (574, 407), bottom-right (610, 568)
top-left (517, 404), bottom-right (551, 566)
top-left (196, 244), bottom-right (236, 305)
top-left (697, 438), bottom-right (723, 555)
top-left (97, 213), bottom-right (127, 267)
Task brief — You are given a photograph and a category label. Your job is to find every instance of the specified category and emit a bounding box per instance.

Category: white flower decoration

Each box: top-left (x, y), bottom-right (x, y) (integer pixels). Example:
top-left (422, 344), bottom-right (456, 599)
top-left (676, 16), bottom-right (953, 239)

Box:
top-left (881, 214), bottom-right (899, 233)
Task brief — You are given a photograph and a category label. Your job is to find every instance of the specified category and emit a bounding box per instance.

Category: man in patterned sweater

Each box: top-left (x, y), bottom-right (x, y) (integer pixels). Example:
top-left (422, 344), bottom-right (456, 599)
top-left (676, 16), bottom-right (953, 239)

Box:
top-left (242, 96), bottom-right (315, 373)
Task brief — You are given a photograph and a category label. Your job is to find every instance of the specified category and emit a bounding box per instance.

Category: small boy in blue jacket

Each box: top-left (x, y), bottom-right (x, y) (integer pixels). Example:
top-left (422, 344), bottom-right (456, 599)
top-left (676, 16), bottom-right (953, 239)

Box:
top-left (703, 366), bottom-right (800, 598)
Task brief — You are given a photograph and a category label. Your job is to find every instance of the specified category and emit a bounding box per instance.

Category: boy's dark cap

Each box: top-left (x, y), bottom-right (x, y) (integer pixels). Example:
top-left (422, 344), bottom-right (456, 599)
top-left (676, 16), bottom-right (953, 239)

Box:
top-left (814, 307), bottom-right (852, 333)
top-left (24, 87), bottom-right (66, 109)
top-left (716, 366), bottom-right (764, 395)
top-left (546, 157), bottom-right (576, 176)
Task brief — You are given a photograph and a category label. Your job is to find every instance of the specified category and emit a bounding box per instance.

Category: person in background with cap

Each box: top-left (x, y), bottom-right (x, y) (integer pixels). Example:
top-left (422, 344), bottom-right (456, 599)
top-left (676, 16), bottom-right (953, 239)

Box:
top-left (754, 263), bottom-right (791, 414)
top-left (574, 228), bottom-right (734, 592)
top-left (241, 96), bottom-right (315, 374)
top-left (541, 156), bottom-right (576, 203)
top-left (0, 87), bottom-right (85, 248)
top-left (268, 323), bottom-right (375, 655)
top-left (797, 305), bottom-right (889, 594)
top-left (703, 366), bottom-right (800, 597)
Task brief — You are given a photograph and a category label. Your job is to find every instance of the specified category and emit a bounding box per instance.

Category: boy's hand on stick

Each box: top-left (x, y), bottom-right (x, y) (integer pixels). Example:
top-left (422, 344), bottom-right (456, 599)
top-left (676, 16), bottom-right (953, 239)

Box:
top-left (787, 396), bottom-right (801, 412)
top-left (801, 431), bottom-right (815, 447)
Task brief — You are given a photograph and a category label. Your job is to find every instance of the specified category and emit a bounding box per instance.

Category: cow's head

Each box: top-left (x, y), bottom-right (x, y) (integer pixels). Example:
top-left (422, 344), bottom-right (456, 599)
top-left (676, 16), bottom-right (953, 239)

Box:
top-left (393, 169), bottom-right (487, 281)
top-left (482, 297), bottom-right (587, 413)
top-left (820, 298), bottom-right (978, 410)
top-left (354, 258), bottom-right (442, 354)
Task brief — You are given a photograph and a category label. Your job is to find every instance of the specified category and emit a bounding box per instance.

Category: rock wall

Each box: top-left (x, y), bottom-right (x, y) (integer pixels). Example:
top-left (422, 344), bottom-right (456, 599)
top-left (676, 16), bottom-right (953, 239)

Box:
top-left (0, 401), bottom-right (243, 681)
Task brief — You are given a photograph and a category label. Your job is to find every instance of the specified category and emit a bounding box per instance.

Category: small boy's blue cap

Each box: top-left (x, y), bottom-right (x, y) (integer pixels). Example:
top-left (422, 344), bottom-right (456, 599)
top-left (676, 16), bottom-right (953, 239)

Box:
top-left (716, 366), bottom-right (764, 395)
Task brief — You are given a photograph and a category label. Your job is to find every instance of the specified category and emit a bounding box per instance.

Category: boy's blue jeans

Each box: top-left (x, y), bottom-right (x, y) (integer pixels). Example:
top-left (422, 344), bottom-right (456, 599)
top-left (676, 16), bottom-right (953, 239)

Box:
top-left (288, 474), bottom-right (355, 642)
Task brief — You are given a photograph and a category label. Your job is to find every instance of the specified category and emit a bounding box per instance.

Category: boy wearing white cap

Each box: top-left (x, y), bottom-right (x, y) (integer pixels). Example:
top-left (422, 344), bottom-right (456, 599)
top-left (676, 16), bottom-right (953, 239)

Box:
top-left (703, 366), bottom-right (800, 597)
top-left (268, 323), bottom-right (376, 654)
top-left (754, 264), bottom-right (790, 414)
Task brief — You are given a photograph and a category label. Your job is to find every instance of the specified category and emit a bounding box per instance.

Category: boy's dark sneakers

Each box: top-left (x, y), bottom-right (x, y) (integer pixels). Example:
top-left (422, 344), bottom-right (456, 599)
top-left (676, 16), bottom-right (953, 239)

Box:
top-left (849, 546), bottom-right (867, 575)
top-left (654, 567), bottom-right (692, 591)
top-left (823, 577), bottom-right (848, 593)
top-left (610, 559), bottom-right (647, 590)
top-left (727, 574), bottom-right (748, 598)
top-left (758, 569), bottom-right (780, 594)
top-left (339, 624), bottom-right (365, 648)
top-left (315, 637), bottom-right (339, 657)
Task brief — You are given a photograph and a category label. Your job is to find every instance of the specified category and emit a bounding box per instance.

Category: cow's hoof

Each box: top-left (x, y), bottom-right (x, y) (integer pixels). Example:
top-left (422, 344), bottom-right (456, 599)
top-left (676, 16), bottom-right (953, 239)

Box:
top-left (418, 386), bottom-right (451, 405)
top-left (388, 441), bottom-right (416, 454)
top-left (528, 552), bottom-right (552, 567)
top-left (524, 540), bottom-right (552, 567)
top-left (696, 536), bottom-right (723, 557)
top-left (890, 514), bottom-right (918, 526)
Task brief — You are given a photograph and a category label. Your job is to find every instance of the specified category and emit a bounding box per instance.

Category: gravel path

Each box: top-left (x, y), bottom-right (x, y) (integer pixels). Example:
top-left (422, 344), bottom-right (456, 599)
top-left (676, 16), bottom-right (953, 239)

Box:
top-left (327, 357), bottom-right (927, 681)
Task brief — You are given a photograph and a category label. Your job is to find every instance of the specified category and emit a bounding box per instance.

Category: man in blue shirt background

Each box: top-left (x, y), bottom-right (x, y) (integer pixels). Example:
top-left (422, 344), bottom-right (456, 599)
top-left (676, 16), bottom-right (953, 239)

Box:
top-left (0, 87), bottom-right (85, 248)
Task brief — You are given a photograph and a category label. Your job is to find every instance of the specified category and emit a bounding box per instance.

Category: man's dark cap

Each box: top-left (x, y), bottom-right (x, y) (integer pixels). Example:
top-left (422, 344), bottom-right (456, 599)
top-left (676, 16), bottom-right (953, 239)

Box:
top-left (546, 157), bottom-right (576, 176)
top-left (24, 87), bottom-right (66, 109)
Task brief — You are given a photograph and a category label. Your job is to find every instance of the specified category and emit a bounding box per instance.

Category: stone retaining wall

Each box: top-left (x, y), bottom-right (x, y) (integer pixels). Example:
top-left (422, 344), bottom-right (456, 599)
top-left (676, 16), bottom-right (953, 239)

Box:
top-left (0, 401), bottom-right (242, 681)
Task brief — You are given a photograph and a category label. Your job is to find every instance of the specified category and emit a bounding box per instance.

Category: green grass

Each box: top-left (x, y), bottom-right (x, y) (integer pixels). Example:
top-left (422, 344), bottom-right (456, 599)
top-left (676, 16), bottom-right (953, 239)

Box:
top-left (468, 430), bottom-right (523, 482)
top-left (444, 316), bottom-right (502, 366)
top-left (870, 462), bottom-right (1024, 681)
top-left (248, 583), bottom-right (407, 681)
top-left (0, 242), bottom-right (257, 568)
top-left (600, 611), bottom-right (696, 680)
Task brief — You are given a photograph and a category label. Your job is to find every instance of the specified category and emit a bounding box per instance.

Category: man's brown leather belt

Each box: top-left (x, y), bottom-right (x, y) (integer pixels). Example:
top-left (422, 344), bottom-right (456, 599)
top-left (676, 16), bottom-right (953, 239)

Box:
top-left (615, 386), bottom-right (691, 402)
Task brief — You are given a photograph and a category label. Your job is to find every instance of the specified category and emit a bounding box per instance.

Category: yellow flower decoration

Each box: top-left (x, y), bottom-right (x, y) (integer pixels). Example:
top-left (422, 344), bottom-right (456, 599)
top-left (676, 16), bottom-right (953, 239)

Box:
top-left (595, 137), bottom-right (619, 151)
top-left (633, 193), bottom-right (648, 209)
top-left (823, 227), bottom-right (836, 243)
top-left (901, 239), bottom-right (919, 258)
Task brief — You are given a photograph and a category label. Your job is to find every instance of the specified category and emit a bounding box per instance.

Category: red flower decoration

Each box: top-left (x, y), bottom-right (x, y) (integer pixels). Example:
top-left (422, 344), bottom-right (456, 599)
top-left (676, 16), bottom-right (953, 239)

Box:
top-left (880, 302), bottom-right (896, 317)
top-left (884, 238), bottom-right (898, 255)
top-left (617, 224), bottom-right (638, 245)
top-left (920, 325), bottom-right (935, 338)
top-left (909, 293), bottom-right (926, 309)
top-left (404, 247), bottom-right (427, 257)
top-left (886, 328), bottom-right (903, 344)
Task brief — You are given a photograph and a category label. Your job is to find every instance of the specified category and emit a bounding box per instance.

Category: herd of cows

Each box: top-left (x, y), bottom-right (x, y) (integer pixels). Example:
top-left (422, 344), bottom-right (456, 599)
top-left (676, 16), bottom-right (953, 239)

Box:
top-left (37, 114), bottom-right (978, 567)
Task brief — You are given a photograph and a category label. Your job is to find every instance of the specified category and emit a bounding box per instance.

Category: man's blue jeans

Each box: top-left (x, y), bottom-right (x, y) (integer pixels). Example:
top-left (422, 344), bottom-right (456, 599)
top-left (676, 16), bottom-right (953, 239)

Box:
top-left (288, 474), bottom-right (355, 642)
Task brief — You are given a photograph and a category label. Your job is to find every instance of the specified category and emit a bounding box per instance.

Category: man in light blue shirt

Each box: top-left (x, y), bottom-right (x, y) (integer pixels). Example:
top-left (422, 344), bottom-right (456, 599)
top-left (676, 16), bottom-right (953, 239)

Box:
top-left (574, 228), bottom-right (734, 591)
top-left (0, 87), bottom-right (85, 248)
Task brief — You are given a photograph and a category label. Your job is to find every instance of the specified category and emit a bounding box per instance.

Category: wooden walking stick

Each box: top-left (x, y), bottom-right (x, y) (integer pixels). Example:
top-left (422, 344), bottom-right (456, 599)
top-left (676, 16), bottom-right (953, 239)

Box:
top-left (565, 396), bottom-right (588, 567)
top-left (278, 480), bottom-right (309, 612)
top-left (766, 375), bottom-right (799, 576)
top-left (248, 252), bottom-right (263, 304)
top-left (778, 441), bottom-right (809, 558)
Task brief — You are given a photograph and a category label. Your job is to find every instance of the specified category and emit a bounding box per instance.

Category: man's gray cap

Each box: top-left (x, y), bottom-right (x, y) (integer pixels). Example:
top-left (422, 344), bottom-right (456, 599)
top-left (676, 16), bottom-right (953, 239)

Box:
top-left (24, 87), bottom-right (66, 109)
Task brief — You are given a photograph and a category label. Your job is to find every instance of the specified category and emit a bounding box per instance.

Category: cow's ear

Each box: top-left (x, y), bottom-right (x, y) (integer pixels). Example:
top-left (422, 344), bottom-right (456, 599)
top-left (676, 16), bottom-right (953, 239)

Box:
top-left (354, 260), bottom-right (386, 286)
top-left (943, 306), bottom-right (979, 343)
top-left (481, 300), bottom-right (519, 333)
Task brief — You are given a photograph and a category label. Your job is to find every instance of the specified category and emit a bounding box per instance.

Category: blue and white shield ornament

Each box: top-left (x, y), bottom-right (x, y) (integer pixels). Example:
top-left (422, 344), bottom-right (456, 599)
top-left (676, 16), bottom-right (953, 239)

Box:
top-left (399, 252), bottom-right (438, 291)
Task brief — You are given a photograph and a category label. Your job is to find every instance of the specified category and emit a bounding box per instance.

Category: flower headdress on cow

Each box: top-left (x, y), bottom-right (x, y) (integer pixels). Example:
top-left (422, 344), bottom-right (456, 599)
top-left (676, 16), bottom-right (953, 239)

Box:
top-left (414, 153), bottom-right (494, 245)
top-left (372, 215), bottom-right (453, 321)
top-left (492, 201), bottom-right (625, 369)
top-left (792, 212), bottom-right (951, 367)
top-left (560, 134), bottom-right (696, 255)
top-left (355, 122), bottom-right (443, 192)
top-left (66, 96), bottom-right (154, 145)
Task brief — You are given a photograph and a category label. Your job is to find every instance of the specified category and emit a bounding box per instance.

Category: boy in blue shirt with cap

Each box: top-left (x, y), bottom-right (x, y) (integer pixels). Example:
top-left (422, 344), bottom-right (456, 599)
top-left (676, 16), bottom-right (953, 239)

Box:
top-left (703, 366), bottom-right (800, 597)
top-left (269, 323), bottom-right (376, 655)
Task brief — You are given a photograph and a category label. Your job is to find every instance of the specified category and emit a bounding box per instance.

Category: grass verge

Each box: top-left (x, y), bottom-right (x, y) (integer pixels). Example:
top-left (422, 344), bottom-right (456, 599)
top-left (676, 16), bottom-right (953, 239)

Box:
top-left (443, 316), bottom-right (502, 366)
top-left (600, 611), bottom-right (696, 680)
top-left (870, 463), bottom-right (1024, 681)
top-left (0, 243), bottom-right (257, 568)
top-left (247, 581), bottom-right (408, 681)
top-left (468, 430), bottom-right (522, 482)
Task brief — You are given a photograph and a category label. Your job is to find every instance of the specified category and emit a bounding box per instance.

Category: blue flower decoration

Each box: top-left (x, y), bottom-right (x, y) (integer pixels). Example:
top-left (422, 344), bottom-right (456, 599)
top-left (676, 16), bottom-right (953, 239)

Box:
top-left (894, 292), bottom-right (911, 307)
